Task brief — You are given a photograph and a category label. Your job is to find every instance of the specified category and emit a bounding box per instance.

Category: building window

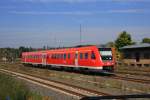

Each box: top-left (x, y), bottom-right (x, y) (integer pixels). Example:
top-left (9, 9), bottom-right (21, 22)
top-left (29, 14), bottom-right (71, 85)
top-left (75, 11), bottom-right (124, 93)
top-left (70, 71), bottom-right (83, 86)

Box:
top-left (124, 53), bottom-right (132, 59)
top-left (144, 53), bottom-right (149, 59)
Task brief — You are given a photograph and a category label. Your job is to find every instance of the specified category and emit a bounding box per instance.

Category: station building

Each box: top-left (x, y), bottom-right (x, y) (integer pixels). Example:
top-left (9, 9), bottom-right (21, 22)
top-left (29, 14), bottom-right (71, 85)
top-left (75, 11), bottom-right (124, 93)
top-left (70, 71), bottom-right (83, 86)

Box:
top-left (121, 43), bottom-right (150, 67)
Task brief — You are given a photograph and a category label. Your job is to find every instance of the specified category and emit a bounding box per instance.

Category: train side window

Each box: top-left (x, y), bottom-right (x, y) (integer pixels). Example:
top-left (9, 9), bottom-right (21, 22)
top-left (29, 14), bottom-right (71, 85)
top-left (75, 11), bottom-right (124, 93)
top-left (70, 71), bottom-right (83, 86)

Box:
top-left (91, 51), bottom-right (96, 59)
top-left (64, 54), bottom-right (66, 59)
top-left (68, 53), bottom-right (70, 59)
top-left (52, 54), bottom-right (55, 59)
top-left (44, 55), bottom-right (46, 59)
top-left (59, 54), bottom-right (61, 59)
top-left (85, 53), bottom-right (88, 59)
top-left (61, 54), bottom-right (63, 59)
top-left (53, 54), bottom-right (55, 59)
top-left (48, 55), bottom-right (50, 59)
top-left (55, 54), bottom-right (56, 59)
top-left (58, 54), bottom-right (60, 59)
top-left (56, 54), bottom-right (58, 59)
top-left (55, 54), bottom-right (57, 59)
top-left (58, 54), bottom-right (59, 59)
top-left (80, 53), bottom-right (83, 59)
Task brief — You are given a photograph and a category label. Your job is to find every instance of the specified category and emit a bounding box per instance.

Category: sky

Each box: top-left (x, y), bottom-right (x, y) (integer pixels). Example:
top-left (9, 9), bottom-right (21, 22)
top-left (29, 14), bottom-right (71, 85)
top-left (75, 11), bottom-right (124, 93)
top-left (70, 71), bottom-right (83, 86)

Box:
top-left (0, 0), bottom-right (150, 48)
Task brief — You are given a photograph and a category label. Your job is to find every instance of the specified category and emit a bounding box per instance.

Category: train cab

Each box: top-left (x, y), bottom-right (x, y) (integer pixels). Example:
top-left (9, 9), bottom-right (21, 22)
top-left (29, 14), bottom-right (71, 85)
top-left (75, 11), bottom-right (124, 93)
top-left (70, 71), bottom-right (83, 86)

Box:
top-left (98, 48), bottom-right (115, 71)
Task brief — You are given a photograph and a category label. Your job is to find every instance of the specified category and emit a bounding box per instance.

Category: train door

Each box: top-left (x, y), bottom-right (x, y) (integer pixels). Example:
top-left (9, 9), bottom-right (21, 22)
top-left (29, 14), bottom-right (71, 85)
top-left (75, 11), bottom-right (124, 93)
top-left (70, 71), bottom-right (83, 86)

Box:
top-left (75, 51), bottom-right (78, 67)
top-left (42, 53), bottom-right (47, 65)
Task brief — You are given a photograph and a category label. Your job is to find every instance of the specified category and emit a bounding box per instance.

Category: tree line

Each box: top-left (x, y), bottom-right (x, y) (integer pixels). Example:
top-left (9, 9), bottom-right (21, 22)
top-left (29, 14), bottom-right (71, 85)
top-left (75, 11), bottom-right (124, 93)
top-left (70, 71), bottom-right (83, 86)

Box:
top-left (0, 47), bottom-right (35, 62)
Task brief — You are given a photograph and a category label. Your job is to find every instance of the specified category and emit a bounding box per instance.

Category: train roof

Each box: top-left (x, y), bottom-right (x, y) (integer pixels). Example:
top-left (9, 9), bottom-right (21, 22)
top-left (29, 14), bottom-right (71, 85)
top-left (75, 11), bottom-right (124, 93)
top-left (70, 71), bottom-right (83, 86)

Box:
top-left (22, 45), bottom-right (97, 54)
top-left (22, 45), bottom-right (112, 55)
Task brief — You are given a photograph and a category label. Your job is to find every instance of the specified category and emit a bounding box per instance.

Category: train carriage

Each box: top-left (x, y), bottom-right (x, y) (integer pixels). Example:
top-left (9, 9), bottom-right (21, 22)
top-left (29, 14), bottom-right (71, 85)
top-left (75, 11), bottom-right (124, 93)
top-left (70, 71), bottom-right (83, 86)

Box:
top-left (22, 46), bottom-right (115, 72)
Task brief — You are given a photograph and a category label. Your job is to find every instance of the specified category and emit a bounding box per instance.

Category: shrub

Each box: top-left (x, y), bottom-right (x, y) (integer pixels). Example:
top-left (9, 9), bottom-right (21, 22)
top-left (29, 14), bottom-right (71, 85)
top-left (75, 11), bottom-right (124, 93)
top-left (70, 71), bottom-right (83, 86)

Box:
top-left (0, 73), bottom-right (41, 100)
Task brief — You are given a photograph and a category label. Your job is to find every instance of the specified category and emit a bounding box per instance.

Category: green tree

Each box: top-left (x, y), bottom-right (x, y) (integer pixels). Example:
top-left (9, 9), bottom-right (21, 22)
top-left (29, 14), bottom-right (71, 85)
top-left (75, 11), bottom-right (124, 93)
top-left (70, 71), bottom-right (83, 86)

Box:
top-left (142, 38), bottom-right (150, 43)
top-left (115, 31), bottom-right (132, 50)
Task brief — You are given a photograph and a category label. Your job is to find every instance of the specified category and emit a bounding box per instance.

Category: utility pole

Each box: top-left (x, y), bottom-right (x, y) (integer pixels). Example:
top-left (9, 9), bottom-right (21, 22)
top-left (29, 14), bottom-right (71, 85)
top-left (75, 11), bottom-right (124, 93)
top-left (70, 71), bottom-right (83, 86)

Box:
top-left (80, 24), bottom-right (82, 45)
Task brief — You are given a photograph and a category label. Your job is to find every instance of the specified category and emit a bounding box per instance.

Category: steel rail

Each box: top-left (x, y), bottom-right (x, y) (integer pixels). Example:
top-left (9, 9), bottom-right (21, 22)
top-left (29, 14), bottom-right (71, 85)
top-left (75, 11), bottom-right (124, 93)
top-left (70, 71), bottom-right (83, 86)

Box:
top-left (111, 75), bottom-right (150, 84)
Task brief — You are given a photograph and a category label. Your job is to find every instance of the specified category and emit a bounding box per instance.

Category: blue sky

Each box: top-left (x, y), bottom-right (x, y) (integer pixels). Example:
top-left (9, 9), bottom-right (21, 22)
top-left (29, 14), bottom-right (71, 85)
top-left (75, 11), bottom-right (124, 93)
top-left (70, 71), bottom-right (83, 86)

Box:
top-left (0, 0), bottom-right (150, 48)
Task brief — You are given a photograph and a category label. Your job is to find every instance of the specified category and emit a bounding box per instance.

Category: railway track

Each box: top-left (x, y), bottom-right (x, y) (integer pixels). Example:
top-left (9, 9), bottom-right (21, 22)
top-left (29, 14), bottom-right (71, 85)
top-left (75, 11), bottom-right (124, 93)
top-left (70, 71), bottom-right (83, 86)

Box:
top-left (0, 68), bottom-right (110, 99)
top-left (115, 71), bottom-right (150, 77)
top-left (76, 72), bottom-right (150, 86)
top-left (110, 75), bottom-right (150, 84)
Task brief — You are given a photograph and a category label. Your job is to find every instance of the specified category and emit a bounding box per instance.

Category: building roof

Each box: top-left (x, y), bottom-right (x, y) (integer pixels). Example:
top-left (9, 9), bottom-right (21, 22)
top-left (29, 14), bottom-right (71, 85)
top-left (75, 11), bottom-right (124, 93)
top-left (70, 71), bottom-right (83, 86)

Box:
top-left (121, 43), bottom-right (150, 49)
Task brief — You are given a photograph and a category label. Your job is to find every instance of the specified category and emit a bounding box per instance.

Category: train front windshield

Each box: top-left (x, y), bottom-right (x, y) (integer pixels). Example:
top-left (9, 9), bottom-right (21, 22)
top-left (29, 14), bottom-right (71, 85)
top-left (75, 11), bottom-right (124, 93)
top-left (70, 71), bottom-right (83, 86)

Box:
top-left (99, 48), bottom-right (112, 61)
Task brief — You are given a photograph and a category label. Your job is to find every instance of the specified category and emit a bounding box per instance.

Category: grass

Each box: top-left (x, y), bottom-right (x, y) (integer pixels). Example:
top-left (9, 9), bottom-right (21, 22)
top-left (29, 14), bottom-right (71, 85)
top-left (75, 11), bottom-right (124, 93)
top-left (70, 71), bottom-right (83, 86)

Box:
top-left (0, 73), bottom-right (42, 100)
top-left (0, 62), bottom-right (150, 95)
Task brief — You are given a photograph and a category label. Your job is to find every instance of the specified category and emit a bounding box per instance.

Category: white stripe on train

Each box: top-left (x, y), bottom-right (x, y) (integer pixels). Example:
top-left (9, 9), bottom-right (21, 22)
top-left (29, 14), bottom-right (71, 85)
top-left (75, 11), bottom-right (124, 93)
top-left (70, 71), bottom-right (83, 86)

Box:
top-left (22, 62), bottom-right (103, 70)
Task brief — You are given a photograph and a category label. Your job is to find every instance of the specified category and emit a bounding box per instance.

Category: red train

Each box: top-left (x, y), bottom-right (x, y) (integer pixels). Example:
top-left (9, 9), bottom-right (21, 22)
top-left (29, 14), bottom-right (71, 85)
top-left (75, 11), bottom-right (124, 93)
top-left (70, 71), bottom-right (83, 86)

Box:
top-left (22, 46), bottom-right (115, 72)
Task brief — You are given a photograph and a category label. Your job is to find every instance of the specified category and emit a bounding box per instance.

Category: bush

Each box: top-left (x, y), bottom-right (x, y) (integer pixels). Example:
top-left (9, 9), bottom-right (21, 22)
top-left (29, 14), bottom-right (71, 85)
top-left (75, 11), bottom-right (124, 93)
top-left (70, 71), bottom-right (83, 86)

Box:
top-left (0, 73), bottom-right (41, 100)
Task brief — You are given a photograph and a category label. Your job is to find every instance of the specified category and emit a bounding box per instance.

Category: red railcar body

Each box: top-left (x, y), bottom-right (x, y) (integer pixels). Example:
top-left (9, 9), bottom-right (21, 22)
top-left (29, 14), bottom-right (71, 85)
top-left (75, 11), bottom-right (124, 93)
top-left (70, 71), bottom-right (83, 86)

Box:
top-left (22, 46), bottom-right (115, 71)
